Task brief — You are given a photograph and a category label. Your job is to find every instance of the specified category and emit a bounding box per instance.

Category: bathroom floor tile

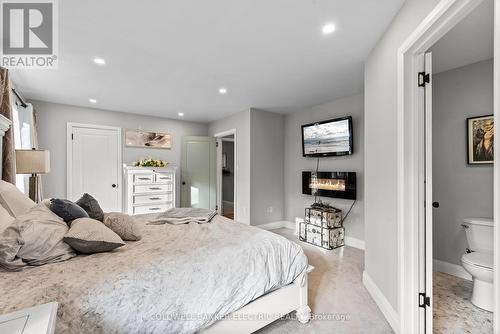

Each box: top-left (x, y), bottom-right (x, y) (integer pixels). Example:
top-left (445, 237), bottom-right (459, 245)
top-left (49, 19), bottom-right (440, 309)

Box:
top-left (433, 272), bottom-right (492, 334)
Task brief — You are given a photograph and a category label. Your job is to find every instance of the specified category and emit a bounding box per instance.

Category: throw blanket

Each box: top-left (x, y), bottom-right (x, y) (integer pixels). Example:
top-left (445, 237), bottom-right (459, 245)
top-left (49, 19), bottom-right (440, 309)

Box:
top-left (148, 207), bottom-right (217, 225)
top-left (0, 215), bottom-right (308, 334)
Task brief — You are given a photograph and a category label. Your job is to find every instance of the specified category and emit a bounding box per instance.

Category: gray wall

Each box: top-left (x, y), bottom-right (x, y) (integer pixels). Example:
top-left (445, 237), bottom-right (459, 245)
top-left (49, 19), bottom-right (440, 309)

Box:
top-left (209, 108), bottom-right (285, 226)
top-left (209, 109), bottom-right (251, 224)
top-left (222, 141), bottom-right (234, 202)
top-left (284, 94), bottom-right (364, 241)
top-left (432, 59), bottom-right (494, 266)
top-left (250, 109), bottom-right (285, 226)
top-left (33, 100), bottom-right (208, 207)
top-left (364, 0), bottom-right (439, 312)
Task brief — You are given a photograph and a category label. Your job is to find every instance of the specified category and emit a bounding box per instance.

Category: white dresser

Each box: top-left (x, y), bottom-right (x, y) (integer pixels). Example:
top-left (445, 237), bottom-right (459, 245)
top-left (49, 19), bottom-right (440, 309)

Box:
top-left (124, 165), bottom-right (176, 215)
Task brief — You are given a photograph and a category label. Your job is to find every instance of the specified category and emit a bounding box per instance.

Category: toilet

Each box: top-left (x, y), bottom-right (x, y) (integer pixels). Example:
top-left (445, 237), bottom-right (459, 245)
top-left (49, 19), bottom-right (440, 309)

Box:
top-left (461, 217), bottom-right (494, 312)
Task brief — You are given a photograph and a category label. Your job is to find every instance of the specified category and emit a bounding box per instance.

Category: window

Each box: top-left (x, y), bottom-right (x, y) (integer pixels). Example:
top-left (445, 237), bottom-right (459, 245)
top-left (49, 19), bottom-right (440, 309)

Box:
top-left (12, 100), bottom-right (35, 194)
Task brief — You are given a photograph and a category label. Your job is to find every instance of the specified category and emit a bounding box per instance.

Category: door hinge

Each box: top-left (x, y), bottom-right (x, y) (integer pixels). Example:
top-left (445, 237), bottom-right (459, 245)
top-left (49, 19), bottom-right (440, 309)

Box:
top-left (419, 292), bottom-right (430, 308)
top-left (418, 72), bottom-right (430, 87)
top-left (215, 205), bottom-right (219, 211)
top-left (71, 133), bottom-right (74, 140)
top-left (215, 141), bottom-right (219, 148)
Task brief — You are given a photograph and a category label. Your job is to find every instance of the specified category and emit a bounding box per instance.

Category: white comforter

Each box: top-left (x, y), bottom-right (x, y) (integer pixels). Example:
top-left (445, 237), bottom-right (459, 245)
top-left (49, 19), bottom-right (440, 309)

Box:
top-left (0, 215), bottom-right (308, 334)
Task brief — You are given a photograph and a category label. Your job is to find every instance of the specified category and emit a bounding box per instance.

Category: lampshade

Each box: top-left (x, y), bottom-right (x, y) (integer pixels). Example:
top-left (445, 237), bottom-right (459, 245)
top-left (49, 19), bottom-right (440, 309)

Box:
top-left (15, 149), bottom-right (50, 174)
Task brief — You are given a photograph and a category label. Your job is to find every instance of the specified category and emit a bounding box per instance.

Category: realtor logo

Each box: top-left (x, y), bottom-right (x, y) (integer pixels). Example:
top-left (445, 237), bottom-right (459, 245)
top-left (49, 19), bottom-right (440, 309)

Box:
top-left (1, 0), bottom-right (58, 68)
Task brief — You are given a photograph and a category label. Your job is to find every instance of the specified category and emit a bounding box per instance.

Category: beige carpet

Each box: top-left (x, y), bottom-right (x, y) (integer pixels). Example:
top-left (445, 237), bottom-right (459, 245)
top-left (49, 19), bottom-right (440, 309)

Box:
top-left (256, 228), bottom-right (394, 334)
top-left (433, 272), bottom-right (493, 334)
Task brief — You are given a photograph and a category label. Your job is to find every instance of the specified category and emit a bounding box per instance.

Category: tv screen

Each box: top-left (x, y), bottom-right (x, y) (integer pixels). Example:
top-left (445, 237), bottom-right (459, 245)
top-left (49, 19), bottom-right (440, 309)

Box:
top-left (301, 116), bottom-right (353, 157)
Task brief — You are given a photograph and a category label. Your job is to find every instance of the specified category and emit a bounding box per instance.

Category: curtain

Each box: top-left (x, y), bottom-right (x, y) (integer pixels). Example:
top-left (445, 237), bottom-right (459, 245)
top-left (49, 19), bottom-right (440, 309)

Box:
top-left (0, 68), bottom-right (15, 184)
top-left (32, 108), bottom-right (44, 201)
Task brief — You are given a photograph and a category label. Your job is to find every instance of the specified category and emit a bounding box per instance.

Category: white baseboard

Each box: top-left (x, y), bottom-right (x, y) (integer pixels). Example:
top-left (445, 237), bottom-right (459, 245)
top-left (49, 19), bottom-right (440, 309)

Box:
top-left (362, 271), bottom-right (399, 333)
top-left (433, 259), bottom-right (472, 281)
top-left (260, 220), bottom-right (365, 250)
top-left (345, 237), bottom-right (365, 250)
top-left (258, 221), bottom-right (294, 231)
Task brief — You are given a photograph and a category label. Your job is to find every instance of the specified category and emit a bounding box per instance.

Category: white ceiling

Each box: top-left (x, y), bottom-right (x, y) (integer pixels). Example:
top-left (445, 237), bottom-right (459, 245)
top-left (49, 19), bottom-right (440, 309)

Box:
top-left (431, 0), bottom-right (493, 74)
top-left (10, 0), bottom-right (405, 122)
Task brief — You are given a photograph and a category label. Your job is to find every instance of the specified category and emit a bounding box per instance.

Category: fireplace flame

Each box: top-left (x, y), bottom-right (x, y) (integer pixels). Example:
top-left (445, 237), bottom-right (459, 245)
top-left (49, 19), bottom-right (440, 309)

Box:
top-left (309, 178), bottom-right (346, 191)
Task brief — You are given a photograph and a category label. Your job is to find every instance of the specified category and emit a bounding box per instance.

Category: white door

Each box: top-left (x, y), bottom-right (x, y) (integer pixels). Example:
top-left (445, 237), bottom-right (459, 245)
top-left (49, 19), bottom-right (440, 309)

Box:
top-left (68, 124), bottom-right (122, 212)
top-left (181, 136), bottom-right (216, 209)
top-left (418, 52), bottom-right (433, 334)
top-left (216, 137), bottom-right (223, 214)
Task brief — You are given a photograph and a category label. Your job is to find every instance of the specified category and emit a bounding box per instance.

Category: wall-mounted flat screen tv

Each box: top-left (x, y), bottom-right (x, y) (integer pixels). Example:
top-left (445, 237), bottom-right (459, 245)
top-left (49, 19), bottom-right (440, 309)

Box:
top-left (301, 116), bottom-right (353, 157)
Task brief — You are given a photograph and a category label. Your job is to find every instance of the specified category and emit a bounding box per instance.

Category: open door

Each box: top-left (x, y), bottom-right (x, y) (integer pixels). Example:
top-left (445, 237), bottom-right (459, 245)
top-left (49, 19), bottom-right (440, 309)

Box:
top-left (418, 52), bottom-right (433, 334)
top-left (180, 136), bottom-right (216, 209)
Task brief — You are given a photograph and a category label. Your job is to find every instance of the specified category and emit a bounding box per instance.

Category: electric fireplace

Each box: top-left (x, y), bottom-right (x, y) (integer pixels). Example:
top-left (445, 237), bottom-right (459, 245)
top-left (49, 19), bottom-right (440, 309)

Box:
top-left (302, 171), bottom-right (356, 200)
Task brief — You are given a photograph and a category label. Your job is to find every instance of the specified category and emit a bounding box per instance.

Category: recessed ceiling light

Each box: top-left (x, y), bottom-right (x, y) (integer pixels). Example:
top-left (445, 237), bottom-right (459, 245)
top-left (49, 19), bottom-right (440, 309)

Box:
top-left (89, 98), bottom-right (97, 104)
top-left (219, 87), bottom-right (227, 94)
top-left (93, 57), bottom-right (106, 65)
top-left (178, 112), bottom-right (185, 117)
top-left (322, 23), bottom-right (336, 35)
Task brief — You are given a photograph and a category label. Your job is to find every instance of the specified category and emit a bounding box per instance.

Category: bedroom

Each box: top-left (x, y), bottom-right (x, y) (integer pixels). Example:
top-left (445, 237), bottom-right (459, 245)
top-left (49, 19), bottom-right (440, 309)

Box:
top-left (0, 0), bottom-right (498, 334)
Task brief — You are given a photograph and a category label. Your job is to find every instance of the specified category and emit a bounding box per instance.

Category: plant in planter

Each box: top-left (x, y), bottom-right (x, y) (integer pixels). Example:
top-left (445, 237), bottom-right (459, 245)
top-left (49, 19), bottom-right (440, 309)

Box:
top-left (133, 158), bottom-right (168, 167)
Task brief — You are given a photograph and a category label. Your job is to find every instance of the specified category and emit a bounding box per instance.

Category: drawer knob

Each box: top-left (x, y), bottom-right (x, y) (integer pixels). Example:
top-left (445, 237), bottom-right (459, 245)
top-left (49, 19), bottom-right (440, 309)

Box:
top-left (149, 197), bottom-right (161, 200)
top-left (149, 187), bottom-right (161, 190)
top-left (112, 184), bottom-right (117, 188)
top-left (149, 207), bottom-right (161, 211)
top-left (138, 177), bottom-right (150, 180)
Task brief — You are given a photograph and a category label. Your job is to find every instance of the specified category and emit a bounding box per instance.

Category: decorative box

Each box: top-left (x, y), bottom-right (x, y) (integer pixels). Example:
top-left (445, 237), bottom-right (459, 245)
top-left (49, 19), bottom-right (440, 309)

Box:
top-left (305, 207), bottom-right (343, 228)
top-left (298, 222), bottom-right (345, 250)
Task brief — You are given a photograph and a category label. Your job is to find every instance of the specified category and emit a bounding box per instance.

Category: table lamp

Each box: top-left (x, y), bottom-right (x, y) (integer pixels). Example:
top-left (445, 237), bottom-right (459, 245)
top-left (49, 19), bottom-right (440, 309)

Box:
top-left (15, 148), bottom-right (50, 202)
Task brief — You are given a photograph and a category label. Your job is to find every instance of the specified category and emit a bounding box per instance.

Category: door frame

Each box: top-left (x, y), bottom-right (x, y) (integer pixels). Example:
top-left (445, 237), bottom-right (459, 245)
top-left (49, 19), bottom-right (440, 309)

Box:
top-left (66, 122), bottom-right (123, 210)
top-left (214, 129), bottom-right (237, 221)
top-left (397, 0), bottom-right (498, 333)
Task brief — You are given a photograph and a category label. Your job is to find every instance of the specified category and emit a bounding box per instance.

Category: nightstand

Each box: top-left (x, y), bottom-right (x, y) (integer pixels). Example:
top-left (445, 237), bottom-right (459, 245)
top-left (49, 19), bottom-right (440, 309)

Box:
top-left (0, 302), bottom-right (57, 334)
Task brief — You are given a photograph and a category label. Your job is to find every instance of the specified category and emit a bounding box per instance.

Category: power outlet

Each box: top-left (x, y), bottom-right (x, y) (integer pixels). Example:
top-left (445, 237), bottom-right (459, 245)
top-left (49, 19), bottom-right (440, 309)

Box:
top-left (267, 206), bottom-right (273, 214)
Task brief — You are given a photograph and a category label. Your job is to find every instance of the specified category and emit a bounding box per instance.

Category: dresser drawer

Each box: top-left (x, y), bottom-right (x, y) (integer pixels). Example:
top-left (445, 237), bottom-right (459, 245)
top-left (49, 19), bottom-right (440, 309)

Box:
top-left (134, 174), bottom-right (154, 183)
top-left (134, 184), bottom-right (172, 193)
top-left (154, 173), bottom-right (173, 183)
top-left (133, 204), bottom-right (171, 215)
top-left (134, 194), bottom-right (171, 205)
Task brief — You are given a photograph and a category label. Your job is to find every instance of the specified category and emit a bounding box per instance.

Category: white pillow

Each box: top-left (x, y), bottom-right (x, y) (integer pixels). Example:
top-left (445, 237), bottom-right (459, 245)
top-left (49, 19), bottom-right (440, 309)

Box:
top-left (0, 180), bottom-right (36, 217)
top-left (0, 205), bottom-right (15, 233)
top-left (0, 204), bottom-right (76, 271)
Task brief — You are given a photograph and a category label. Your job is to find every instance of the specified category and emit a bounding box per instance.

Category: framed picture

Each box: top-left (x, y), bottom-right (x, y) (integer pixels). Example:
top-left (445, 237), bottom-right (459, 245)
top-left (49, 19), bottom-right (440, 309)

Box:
top-left (467, 115), bottom-right (493, 165)
top-left (125, 130), bottom-right (172, 149)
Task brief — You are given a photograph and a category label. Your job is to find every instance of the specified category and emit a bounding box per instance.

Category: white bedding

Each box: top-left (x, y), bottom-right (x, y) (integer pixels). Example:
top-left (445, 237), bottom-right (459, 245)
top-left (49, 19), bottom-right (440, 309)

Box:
top-left (0, 215), bottom-right (308, 334)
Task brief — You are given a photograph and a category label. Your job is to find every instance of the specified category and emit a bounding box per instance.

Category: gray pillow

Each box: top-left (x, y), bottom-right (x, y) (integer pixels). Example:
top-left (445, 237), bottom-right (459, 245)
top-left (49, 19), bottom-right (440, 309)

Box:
top-left (64, 218), bottom-right (125, 254)
top-left (0, 204), bottom-right (76, 271)
top-left (76, 193), bottom-right (104, 222)
top-left (103, 212), bottom-right (142, 241)
top-left (50, 198), bottom-right (89, 223)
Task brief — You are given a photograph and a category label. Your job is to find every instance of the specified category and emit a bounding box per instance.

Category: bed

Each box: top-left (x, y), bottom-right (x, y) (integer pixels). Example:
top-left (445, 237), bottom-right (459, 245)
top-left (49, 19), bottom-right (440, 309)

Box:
top-left (0, 213), bottom-right (312, 334)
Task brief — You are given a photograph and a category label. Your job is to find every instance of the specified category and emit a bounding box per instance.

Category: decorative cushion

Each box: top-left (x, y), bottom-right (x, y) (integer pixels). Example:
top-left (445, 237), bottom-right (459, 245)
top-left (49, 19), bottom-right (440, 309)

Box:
top-left (76, 193), bottom-right (104, 222)
top-left (0, 180), bottom-right (36, 217)
top-left (0, 204), bottom-right (76, 271)
top-left (49, 198), bottom-right (88, 223)
top-left (0, 205), bottom-right (15, 234)
top-left (64, 218), bottom-right (125, 254)
top-left (103, 212), bottom-right (142, 241)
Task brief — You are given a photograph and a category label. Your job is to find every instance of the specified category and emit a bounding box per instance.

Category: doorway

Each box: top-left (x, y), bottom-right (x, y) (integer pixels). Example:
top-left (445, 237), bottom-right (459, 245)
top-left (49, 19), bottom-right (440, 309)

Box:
top-left (67, 123), bottom-right (122, 212)
top-left (214, 129), bottom-right (237, 220)
top-left (221, 135), bottom-right (235, 219)
top-left (429, 3), bottom-right (494, 331)
top-left (397, 0), bottom-right (499, 333)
